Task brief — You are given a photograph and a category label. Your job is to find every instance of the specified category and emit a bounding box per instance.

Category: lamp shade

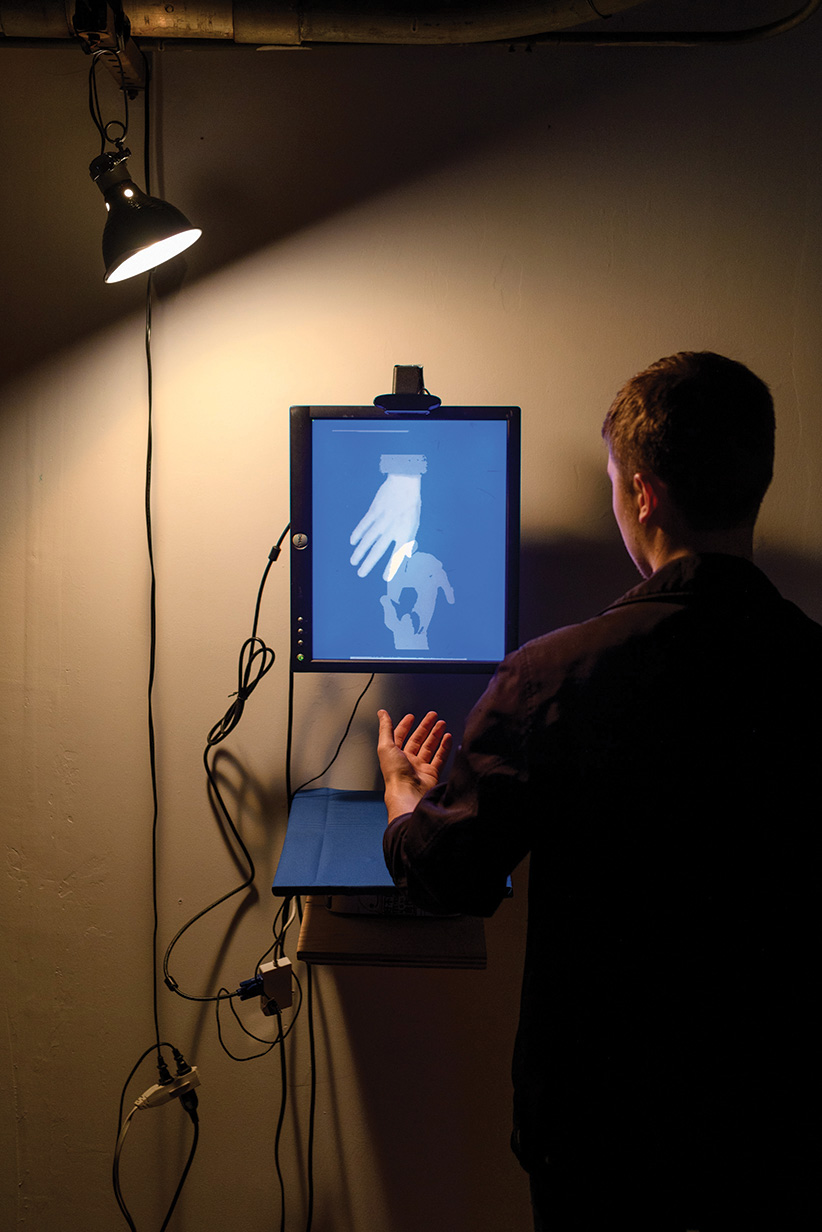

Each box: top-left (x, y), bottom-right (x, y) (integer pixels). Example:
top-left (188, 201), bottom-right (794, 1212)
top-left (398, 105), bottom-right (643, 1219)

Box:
top-left (90, 151), bottom-right (201, 283)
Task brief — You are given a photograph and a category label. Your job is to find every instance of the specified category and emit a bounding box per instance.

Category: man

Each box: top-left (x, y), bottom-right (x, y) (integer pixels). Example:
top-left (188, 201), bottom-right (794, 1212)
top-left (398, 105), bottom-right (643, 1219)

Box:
top-left (377, 352), bottom-right (821, 1231)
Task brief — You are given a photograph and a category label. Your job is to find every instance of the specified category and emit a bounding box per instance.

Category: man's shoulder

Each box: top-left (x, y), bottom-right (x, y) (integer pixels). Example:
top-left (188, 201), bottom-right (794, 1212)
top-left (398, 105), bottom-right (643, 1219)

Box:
top-left (501, 605), bottom-right (651, 702)
top-left (508, 553), bottom-right (822, 681)
top-left (511, 561), bottom-right (683, 668)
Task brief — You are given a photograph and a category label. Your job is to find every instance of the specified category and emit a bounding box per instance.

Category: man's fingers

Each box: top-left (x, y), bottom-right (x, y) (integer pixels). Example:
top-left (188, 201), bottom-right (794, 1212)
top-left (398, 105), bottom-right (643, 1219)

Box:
top-left (403, 711), bottom-right (436, 753)
top-left (405, 712), bottom-right (447, 757)
top-left (381, 710), bottom-right (450, 770)
top-left (393, 713), bottom-right (416, 747)
top-left (419, 720), bottom-right (449, 764)
top-left (430, 731), bottom-right (453, 773)
top-left (376, 708), bottom-right (397, 751)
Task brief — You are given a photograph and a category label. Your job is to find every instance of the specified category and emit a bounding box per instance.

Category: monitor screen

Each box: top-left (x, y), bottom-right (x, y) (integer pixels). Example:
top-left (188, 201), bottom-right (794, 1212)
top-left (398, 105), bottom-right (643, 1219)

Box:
top-left (290, 405), bottom-right (520, 673)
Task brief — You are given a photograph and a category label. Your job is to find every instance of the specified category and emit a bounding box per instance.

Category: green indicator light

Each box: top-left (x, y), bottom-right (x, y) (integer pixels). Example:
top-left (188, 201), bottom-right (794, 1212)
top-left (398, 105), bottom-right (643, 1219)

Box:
top-left (297, 653), bottom-right (304, 661)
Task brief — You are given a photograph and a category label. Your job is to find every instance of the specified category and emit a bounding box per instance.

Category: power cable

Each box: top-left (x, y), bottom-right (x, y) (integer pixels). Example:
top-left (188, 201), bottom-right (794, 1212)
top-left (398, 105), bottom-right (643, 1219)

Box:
top-left (289, 673), bottom-right (375, 802)
top-left (162, 528), bottom-right (289, 1004)
top-left (159, 1095), bottom-right (200, 1232)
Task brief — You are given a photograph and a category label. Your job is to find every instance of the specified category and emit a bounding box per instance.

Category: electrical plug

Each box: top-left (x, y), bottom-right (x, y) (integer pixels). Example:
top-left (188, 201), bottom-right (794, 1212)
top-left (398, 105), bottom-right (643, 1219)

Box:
top-left (236, 958), bottom-right (293, 1015)
top-left (171, 1045), bottom-right (194, 1076)
top-left (135, 1066), bottom-right (200, 1110)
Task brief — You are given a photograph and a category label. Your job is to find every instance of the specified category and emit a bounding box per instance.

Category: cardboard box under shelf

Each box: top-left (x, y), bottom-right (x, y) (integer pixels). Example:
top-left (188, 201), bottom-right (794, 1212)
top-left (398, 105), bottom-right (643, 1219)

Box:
top-left (297, 896), bottom-right (487, 969)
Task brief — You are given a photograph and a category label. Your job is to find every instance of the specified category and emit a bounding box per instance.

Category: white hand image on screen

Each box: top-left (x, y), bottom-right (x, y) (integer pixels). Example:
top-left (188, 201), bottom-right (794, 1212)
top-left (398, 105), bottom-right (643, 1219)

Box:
top-left (380, 551), bottom-right (455, 650)
top-left (349, 454), bottom-right (426, 581)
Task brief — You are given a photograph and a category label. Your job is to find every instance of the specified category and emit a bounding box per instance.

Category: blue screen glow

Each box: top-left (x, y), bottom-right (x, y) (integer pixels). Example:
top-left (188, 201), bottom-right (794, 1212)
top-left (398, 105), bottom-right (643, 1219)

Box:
top-left (311, 419), bottom-right (509, 664)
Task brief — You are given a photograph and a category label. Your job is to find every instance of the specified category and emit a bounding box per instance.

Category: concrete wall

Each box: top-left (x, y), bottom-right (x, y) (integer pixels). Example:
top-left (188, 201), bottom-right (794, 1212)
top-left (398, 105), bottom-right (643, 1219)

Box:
top-left (2, 4), bottom-right (821, 1228)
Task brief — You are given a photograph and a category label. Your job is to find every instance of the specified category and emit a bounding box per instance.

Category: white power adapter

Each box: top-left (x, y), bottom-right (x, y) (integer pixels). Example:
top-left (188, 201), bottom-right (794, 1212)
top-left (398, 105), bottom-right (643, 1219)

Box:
top-left (259, 958), bottom-right (293, 1017)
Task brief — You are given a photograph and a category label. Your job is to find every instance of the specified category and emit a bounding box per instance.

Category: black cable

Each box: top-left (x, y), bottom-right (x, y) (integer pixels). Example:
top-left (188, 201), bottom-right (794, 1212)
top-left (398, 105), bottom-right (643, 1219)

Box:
top-left (213, 967), bottom-right (304, 1061)
top-left (113, 1109), bottom-right (138, 1231)
top-left (159, 1096), bottom-right (200, 1232)
top-left (282, 663), bottom-right (377, 1230)
top-left (113, 1092), bottom-right (201, 1232)
top-left (88, 51), bottom-right (110, 153)
top-left (282, 661), bottom-right (378, 1231)
top-left (215, 989), bottom-right (278, 1061)
top-left (284, 666), bottom-right (376, 1230)
top-left (144, 267), bottom-right (163, 1063)
top-left (272, 1009), bottom-right (288, 1232)
top-left (269, 894), bottom-right (298, 966)
top-left (110, 45), bottom-right (177, 1232)
top-left (116, 1040), bottom-right (176, 1140)
top-left (141, 48), bottom-right (151, 193)
top-left (267, 895), bottom-right (295, 966)
top-left (87, 49), bottom-right (130, 154)
top-left (304, 961), bottom-right (316, 1232)
top-left (234, 969), bottom-right (303, 1045)
top-left (205, 636), bottom-right (275, 748)
top-left (227, 996), bottom-right (283, 1051)
top-left (289, 673), bottom-right (375, 800)
top-left (113, 1039), bottom-right (196, 1228)
top-left (285, 668), bottom-right (296, 807)
top-left (161, 776), bottom-right (254, 1003)
top-left (163, 529), bottom-right (290, 1002)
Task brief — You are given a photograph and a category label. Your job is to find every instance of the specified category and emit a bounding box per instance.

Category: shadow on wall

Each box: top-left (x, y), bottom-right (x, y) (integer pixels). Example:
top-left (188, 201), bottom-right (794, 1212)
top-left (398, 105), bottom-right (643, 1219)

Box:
top-left (757, 547), bottom-right (822, 624)
top-left (162, 746), bottom-right (292, 1060)
top-left (520, 538), bottom-right (822, 638)
top-left (314, 883), bottom-right (531, 1232)
top-left (0, 41), bottom-right (567, 388)
top-left (159, 43), bottom-right (568, 286)
top-left (519, 535), bottom-right (639, 641)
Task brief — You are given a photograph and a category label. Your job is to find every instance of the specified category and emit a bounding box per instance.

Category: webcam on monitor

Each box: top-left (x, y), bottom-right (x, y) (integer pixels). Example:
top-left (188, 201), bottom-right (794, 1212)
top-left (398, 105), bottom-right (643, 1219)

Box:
top-left (289, 374), bottom-right (520, 674)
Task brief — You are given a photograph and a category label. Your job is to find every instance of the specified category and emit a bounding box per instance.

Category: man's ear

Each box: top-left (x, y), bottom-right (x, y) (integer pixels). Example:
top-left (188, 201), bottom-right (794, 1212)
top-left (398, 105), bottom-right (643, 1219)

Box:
top-left (632, 472), bottom-right (663, 525)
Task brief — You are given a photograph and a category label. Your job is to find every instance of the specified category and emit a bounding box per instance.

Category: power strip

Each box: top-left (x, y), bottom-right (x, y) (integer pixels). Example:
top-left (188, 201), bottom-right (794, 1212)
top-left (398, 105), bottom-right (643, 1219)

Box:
top-left (135, 1067), bottom-right (201, 1109)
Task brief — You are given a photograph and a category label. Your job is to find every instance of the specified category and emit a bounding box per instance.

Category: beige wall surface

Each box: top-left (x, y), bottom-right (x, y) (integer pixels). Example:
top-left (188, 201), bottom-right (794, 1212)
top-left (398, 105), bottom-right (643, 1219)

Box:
top-left (2, 4), bottom-right (821, 1229)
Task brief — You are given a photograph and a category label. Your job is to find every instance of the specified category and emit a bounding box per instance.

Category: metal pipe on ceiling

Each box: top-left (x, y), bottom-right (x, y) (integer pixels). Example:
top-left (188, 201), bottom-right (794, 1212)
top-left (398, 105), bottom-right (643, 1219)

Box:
top-left (1, 2), bottom-right (819, 48)
top-left (0, 2), bottom-right (651, 46)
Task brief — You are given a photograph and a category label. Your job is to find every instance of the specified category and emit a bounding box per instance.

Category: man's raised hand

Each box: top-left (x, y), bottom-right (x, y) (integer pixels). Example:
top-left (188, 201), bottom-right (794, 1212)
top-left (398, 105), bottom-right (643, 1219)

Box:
top-left (376, 709), bottom-right (452, 823)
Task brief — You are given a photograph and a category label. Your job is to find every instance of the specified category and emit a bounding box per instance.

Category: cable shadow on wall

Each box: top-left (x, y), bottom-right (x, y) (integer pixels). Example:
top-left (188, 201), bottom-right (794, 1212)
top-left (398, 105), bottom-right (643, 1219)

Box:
top-left (164, 746), bottom-right (289, 1063)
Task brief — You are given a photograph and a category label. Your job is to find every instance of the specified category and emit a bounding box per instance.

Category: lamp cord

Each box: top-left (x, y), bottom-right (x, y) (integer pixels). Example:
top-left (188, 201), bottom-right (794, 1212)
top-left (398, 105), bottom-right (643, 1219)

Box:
top-left (145, 268), bottom-right (161, 1060)
top-left (88, 49), bottom-right (130, 155)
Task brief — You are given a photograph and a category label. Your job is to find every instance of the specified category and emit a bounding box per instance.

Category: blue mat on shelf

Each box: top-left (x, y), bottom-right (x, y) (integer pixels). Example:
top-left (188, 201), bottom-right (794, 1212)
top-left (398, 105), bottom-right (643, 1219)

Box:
top-left (273, 788), bottom-right (396, 895)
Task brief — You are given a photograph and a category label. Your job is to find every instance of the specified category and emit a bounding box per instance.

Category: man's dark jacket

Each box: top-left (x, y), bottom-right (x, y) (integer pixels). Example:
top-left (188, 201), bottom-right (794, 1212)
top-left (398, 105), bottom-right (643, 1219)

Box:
top-left (384, 554), bottom-right (821, 1222)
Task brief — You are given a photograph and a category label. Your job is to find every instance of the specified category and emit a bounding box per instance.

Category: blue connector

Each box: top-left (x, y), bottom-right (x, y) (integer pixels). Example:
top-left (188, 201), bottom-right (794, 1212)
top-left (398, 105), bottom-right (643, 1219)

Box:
top-left (236, 975), bottom-right (264, 1001)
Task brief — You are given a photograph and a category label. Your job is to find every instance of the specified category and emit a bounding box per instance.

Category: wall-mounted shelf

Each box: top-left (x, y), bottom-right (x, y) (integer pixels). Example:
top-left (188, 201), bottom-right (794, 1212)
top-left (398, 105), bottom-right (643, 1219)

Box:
top-left (296, 896), bottom-right (486, 968)
top-left (274, 788), bottom-right (487, 969)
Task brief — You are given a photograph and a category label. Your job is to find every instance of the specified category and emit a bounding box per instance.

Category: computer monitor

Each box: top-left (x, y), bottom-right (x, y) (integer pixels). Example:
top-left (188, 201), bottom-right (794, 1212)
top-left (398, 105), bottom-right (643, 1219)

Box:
top-left (290, 404), bottom-right (520, 675)
top-left (290, 404), bottom-right (520, 673)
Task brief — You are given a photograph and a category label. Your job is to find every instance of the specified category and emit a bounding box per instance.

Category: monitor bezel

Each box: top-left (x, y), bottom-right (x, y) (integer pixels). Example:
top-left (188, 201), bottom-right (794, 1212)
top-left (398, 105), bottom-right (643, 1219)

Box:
top-left (289, 404), bottom-right (520, 674)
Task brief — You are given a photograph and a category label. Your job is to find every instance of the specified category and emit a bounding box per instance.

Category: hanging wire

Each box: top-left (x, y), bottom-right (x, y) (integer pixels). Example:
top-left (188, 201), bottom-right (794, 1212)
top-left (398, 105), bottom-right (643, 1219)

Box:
top-left (88, 49), bottom-right (130, 153)
top-left (162, 529), bottom-right (289, 1004)
top-left (145, 265), bottom-right (163, 1059)
top-left (289, 673), bottom-right (376, 801)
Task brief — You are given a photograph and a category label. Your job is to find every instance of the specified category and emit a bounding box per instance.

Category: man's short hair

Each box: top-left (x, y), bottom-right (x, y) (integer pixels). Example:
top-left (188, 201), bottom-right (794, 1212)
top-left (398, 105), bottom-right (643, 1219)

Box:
top-left (601, 351), bottom-right (775, 531)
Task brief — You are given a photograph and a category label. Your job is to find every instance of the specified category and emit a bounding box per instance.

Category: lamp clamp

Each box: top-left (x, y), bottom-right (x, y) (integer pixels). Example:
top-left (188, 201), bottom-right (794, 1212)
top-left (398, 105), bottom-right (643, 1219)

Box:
top-left (73, 1), bottom-right (146, 95)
